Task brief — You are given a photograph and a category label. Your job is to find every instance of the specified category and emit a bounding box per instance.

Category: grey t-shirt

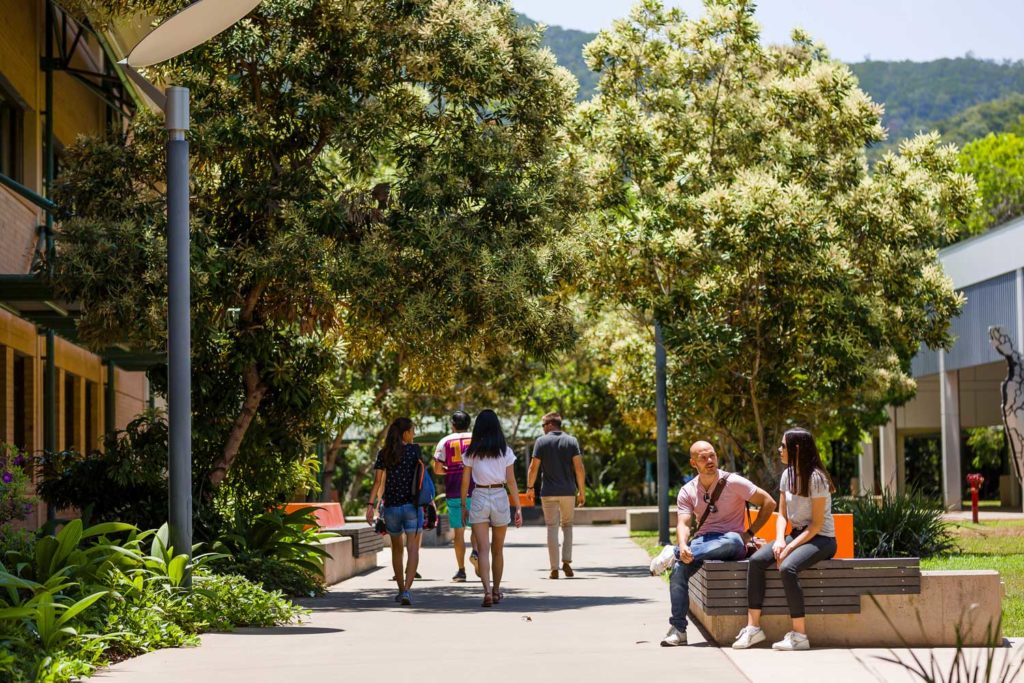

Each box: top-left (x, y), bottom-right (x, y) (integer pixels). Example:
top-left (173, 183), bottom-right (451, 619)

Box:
top-left (780, 468), bottom-right (835, 537)
top-left (532, 431), bottom-right (581, 497)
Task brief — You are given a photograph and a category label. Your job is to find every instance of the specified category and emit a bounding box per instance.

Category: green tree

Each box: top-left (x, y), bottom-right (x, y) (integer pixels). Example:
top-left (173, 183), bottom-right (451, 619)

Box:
top-left (934, 93), bottom-right (1024, 149)
top-left (958, 132), bottom-right (1024, 235)
top-left (574, 0), bottom-right (975, 482)
top-left (53, 0), bottom-right (584, 509)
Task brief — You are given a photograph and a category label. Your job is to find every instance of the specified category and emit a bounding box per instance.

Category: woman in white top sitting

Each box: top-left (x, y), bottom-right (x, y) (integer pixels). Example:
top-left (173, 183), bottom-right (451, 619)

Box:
top-left (461, 409), bottom-right (523, 608)
top-left (732, 428), bottom-right (838, 651)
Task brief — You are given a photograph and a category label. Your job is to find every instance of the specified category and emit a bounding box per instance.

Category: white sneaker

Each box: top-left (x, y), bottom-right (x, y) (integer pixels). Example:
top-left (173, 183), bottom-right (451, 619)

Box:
top-left (660, 626), bottom-right (687, 647)
top-left (732, 625), bottom-right (766, 649)
top-left (772, 631), bottom-right (810, 651)
top-left (649, 545), bottom-right (677, 575)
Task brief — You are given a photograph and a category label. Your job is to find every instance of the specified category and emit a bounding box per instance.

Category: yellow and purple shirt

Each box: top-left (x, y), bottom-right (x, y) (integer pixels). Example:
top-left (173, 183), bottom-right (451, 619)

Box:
top-left (433, 432), bottom-right (474, 500)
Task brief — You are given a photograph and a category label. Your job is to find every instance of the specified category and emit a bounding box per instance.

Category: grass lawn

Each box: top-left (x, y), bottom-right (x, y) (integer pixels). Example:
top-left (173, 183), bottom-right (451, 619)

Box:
top-left (632, 531), bottom-right (672, 583)
top-left (924, 519), bottom-right (1024, 637)
top-left (631, 521), bottom-right (1024, 635)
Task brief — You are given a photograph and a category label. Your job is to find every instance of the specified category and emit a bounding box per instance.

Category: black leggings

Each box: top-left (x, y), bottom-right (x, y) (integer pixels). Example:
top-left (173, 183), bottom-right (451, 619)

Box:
top-left (747, 533), bottom-right (837, 618)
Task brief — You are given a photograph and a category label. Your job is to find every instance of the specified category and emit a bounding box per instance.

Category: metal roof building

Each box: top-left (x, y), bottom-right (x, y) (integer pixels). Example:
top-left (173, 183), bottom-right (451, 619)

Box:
top-left (861, 216), bottom-right (1024, 510)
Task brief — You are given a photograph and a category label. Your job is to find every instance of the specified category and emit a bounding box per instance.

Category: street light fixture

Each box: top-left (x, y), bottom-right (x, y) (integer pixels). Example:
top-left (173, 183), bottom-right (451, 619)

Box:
top-left (120, 0), bottom-right (262, 560)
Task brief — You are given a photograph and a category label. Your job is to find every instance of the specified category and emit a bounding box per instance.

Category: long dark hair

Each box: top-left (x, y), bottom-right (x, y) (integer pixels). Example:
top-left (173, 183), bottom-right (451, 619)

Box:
top-left (465, 409), bottom-right (507, 458)
top-left (783, 428), bottom-right (836, 497)
top-left (381, 417), bottom-right (414, 468)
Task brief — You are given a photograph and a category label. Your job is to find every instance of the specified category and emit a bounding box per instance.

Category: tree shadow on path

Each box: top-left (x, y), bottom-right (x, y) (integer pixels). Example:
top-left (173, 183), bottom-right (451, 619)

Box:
top-left (303, 584), bottom-right (653, 614)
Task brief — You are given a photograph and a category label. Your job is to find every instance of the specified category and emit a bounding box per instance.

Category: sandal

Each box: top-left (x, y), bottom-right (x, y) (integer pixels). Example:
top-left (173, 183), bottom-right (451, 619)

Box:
top-left (481, 593), bottom-right (494, 608)
top-left (492, 590), bottom-right (503, 604)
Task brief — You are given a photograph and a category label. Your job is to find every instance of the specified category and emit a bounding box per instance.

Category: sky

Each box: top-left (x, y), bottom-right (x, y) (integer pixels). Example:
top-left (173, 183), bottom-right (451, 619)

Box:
top-left (509, 0), bottom-right (1024, 64)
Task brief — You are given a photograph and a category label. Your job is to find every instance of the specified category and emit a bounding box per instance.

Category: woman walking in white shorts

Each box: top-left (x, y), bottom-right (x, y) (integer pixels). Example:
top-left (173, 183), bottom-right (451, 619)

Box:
top-left (461, 409), bottom-right (523, 607)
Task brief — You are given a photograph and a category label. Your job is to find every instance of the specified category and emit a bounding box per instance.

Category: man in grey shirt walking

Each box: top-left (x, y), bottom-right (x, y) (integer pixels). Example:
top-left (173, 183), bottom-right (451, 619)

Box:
top-left (527, 412), bottom-right (586, 579)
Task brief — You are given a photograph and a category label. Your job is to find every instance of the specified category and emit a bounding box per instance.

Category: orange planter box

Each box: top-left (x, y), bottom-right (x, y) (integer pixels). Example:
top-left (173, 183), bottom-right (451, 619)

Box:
top-left (282, 502), bottom-right (345, 529)
top-left (746, 512), bottom-right (853, 559)
top-left (511, 491), bottom-right (535, 507)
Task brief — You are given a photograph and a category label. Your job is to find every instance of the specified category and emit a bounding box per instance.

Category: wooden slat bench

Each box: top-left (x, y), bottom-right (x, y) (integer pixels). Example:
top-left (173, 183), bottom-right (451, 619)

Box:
top-left (336, 526), bottom-right (385, 557)
top-left (687, 559), bottom-right (1003, 647)
top-left (693, 558), bottom-right (921, 616)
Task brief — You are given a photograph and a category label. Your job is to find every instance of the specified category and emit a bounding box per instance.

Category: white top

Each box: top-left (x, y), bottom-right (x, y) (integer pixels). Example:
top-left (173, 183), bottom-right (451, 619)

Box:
top-left (463, 447), bottom-right (517, 486)
top-left (780, 468), bottom-right (835, 537)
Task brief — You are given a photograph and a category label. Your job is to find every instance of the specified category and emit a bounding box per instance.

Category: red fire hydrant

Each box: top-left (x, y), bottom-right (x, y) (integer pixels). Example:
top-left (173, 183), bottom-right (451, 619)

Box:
top-left (967, 473), bottom-right (985, 524)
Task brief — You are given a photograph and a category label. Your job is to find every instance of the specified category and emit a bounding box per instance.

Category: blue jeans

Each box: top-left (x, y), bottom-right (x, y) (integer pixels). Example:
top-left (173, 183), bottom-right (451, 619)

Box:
top-left (382, 503), bottom-right (423, 535)
top-left (669, 532), bottom-right (745, 629)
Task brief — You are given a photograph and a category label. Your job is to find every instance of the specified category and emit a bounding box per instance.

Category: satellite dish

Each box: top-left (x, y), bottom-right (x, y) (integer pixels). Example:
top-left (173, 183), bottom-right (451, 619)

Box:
top-left (124, 0), bottom-right (262, 67)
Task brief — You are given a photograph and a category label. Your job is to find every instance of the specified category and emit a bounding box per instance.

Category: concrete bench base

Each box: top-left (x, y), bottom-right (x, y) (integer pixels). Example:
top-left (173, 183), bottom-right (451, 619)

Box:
top-left (691, 570), bottom-right (1003, 647)
top-left (319, 537), bottom-right (379, 586)
top-left (626, 508), bottom-right (676, 532)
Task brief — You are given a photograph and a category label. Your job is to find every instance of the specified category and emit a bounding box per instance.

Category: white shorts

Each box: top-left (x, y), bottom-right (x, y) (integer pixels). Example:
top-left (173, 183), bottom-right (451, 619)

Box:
top-left (468, 487), bottom-right (510, 527)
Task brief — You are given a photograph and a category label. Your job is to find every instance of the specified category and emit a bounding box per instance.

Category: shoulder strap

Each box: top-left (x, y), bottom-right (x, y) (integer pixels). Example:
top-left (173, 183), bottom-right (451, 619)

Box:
top-left (412, 458), bottom-right (425, 498)
top-left (694, 473), bottom-right (730, 536)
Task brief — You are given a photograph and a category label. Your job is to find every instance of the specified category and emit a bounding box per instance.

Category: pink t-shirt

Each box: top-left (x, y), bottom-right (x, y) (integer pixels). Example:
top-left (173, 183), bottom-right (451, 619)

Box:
top-left (677, 470), bottom-right (757, 537)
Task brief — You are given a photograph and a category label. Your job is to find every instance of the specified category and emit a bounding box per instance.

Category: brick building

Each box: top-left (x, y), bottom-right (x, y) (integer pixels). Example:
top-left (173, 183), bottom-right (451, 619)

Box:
top-left (0, 1), bottom-right (156, 528)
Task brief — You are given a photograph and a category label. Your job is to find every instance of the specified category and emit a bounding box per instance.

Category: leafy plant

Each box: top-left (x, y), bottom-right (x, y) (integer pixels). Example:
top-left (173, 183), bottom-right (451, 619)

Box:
top-left (836, 491), bottom-right (957, 558)
top-left (0, 518), bottom-right (306, 683)
top-left (36, 412), bottom-right (170, 531)
top-left (210, 507), bottom-right (333, 596)
top-left (966, 427), bottom-right (1007, 472)
top-left (585, 482), bottom-right (619, 507)
top-left (0, 443), bottom-right (34, 526)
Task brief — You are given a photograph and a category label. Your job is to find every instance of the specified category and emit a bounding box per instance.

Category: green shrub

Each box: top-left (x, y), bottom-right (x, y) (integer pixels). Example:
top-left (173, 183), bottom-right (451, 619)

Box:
top-left (0, 519), bottom-right (305, 683)
top-left (0, 443), bottom-right (34, 526)
top-left (191, 570), bottom-right (306, 629)
top-left (36, 413), bottom-right (170, 531)
top-left (836, 491), bottom-right (956, 558)
top-left (210, 506), bottom-right (334, 595)
top-left (585, 482), bottom-right (620, 507)
top-left (214, 556), bottom-right (324, 598)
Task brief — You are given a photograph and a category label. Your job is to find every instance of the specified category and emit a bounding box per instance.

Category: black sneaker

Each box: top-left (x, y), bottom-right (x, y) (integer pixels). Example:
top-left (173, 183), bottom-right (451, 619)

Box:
top-left (452, 568), bottom-right (467, 582)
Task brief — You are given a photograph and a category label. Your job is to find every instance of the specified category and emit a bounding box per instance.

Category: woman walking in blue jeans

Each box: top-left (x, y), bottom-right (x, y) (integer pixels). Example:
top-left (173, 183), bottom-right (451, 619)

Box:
top-left (366, 417), bottom-right (425, 606)
top-left (732, 428), bottom-right (838, 651)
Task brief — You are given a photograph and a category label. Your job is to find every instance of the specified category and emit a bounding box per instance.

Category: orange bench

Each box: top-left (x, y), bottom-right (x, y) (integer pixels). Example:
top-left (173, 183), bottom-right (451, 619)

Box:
top-left (745, 512), bottom-right (853, 559)
top-left (282, 502), bottom-right (346, 529)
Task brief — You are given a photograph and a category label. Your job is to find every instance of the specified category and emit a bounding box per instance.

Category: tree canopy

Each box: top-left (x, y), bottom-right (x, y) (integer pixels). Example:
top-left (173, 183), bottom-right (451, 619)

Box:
top-left (53, 0), bottom-right (585, 509)
top-left (958, 132), bottom-right (1024, 235)
top-left (574, 0), bottom-right (975, 481)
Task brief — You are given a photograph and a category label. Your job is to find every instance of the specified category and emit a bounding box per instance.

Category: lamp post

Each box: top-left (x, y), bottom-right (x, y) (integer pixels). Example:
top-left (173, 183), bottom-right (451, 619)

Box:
top-left (655, 320), bottom-right (670, 545)
top-left (121, 0), bottom-right (262, 559)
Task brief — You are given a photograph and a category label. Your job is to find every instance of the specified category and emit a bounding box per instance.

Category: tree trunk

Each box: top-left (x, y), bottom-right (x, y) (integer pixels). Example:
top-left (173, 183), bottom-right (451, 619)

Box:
top-left (344, 425), bottom-right (389, 504)
top-left (320, 429), bottom-right (347, 502)
top-left (208, 362), bottom-right (268, 487)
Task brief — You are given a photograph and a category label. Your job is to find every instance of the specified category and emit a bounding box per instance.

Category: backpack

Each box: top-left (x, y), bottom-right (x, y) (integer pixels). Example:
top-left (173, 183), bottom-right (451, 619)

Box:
top-left (413, 458), bottom-right (436, 507)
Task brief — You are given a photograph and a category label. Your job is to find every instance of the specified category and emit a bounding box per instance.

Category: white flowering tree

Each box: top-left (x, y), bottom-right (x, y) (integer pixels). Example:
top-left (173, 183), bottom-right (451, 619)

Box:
top-left (574, 0), bottom-right (976, 480)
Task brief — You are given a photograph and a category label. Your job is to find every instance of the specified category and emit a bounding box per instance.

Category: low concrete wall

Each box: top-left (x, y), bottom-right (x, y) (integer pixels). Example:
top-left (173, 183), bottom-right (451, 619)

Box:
top-left (691, 570), bottom-right (1003, 647)
top-left (520, 506), bottom-right (632, 526)
top-left (627, 508), bottom-right (677, 532)
top-left (319, 537), bottom-right (379, 586)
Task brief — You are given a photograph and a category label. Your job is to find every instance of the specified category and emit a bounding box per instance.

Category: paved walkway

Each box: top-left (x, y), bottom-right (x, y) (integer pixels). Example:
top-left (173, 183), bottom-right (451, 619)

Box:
top-left (96, 526), bottom-right (1022, 682)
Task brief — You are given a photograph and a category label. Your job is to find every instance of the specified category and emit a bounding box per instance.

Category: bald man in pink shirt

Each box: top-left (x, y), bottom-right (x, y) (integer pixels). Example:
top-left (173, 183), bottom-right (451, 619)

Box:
top-left (652, 440), bottom-right (776, 646)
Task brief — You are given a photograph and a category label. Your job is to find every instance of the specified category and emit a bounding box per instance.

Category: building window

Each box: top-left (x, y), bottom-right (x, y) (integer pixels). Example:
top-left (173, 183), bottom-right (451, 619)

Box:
top-left (0, 89), bottom-right (23, 183)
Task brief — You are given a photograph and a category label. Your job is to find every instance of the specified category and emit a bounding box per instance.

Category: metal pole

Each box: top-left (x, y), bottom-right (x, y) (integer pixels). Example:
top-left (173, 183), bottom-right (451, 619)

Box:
top-left (44, 331), bottom-right (57, 523)
top-left (166, 86), bottom-right (192, 561)
top-left (655, 320), bottom-right (670, 545)
top-left (43, 1), bottom-right (57, 526)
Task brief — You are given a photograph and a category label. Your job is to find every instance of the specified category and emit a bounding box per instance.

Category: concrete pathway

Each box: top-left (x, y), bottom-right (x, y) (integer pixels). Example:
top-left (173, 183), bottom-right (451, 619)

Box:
top-left (95, 526), bottom-right (1022, 683)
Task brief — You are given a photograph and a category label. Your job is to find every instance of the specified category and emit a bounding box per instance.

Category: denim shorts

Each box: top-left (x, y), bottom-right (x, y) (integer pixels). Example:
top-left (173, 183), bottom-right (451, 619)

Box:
top-left (382, 503), bottom-right (423, 535)
top-left (468, 487), bottom-right (510, 527)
